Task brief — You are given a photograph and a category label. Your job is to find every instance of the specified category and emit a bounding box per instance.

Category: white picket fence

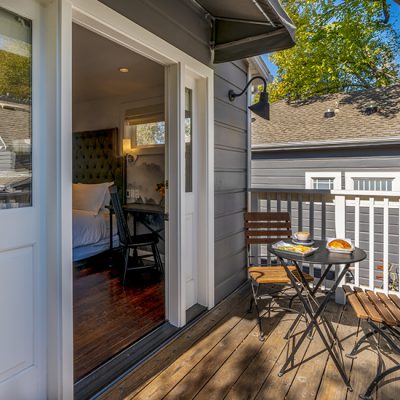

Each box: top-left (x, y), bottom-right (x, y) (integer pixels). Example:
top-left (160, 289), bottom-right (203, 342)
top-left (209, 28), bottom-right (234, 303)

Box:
top-left (250, 189), bottom-right (400, 302)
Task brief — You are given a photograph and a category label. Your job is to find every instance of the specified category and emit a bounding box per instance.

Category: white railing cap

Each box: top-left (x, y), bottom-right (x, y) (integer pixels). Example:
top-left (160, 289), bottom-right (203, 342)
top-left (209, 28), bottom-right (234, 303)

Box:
top-left (332, 190), bottom-right (400, 198)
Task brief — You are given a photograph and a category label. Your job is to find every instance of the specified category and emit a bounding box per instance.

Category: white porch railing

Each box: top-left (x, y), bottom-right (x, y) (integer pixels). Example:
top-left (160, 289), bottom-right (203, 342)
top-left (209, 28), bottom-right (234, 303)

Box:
top-left (250, 188), bottom-right (400, 302)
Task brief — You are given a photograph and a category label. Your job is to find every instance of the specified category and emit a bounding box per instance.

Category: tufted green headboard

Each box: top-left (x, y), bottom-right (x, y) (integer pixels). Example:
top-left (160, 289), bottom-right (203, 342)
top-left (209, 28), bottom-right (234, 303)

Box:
top-left (72, 128), bottom-right (124, 200)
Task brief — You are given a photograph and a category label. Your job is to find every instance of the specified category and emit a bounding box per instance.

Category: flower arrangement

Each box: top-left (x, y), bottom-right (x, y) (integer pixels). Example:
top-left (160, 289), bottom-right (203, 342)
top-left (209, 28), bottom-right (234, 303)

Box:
top-left (155, 182), bottom-right (165, 197)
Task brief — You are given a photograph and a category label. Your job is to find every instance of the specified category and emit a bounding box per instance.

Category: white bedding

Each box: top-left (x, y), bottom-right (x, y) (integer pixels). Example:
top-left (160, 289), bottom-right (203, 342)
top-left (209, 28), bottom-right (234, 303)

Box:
top-left (73, 209), bottom-right (117, 248)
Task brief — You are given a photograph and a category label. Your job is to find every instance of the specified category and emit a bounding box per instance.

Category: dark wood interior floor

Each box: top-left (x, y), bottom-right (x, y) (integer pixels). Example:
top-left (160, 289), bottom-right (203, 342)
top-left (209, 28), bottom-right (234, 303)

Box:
top-left (73, 254), bottom-right (165, 381)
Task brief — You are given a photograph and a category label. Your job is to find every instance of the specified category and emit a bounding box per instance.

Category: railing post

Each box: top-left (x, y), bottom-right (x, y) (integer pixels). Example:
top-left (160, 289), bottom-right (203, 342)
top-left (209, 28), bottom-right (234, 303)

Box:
top-left (334, 194), bottom-right (346, 304)
top-left (250, 191), bottom-right (260, 263)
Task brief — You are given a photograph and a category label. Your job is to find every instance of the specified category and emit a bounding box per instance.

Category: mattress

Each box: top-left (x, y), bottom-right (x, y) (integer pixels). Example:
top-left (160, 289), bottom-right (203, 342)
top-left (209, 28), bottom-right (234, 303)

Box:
top-left (73, 209), bottom-right (119, 261)
top-left (73, 235), bottom-right (119, 262)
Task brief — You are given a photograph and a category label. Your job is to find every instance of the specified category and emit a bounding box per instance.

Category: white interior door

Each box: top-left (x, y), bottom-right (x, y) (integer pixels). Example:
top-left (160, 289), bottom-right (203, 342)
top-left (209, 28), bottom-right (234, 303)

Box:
top-left (183, 75), bottom-right (198, 309)
top-left (0, 1), bottom-right (46, 398)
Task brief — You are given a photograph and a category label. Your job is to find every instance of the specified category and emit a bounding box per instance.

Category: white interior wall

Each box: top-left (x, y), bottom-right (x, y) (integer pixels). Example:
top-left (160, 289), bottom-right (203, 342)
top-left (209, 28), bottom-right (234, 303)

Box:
top-left (72, 89), bottom-right (164, 134)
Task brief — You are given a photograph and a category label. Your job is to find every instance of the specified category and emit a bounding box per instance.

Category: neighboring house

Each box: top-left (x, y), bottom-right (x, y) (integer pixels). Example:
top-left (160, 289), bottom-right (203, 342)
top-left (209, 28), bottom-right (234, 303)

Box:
top-left (0, 1), bottom-right (294, 399)
top-left (252, 85), bottom-right (400, 191)
top-left (251, 85), bottom-right (400, 291)
top-left (0, 100), bottom-right (32, 193)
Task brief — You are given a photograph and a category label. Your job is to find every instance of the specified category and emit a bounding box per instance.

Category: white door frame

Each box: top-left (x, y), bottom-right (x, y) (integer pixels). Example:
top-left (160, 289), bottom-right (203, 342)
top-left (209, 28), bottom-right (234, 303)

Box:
top-left (54, 0), bottom-right (214, 395)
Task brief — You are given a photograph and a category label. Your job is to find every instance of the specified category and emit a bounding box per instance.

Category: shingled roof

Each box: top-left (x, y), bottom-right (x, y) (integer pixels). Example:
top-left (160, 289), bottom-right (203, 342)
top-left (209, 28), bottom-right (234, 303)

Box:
top-left (0, 100), bottom-right (31, 149)
top-left (252, 85), bottom-right (400, 148)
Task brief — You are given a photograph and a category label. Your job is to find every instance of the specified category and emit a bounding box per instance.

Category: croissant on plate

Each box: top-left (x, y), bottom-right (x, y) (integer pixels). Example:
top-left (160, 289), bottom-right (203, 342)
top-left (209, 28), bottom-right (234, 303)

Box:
top-left (328, 239), bottom-right (352, 249)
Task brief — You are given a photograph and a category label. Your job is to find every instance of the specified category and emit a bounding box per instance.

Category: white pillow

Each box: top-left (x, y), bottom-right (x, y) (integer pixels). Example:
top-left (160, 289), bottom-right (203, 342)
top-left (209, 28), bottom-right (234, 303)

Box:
top-left (72, 182), bottom-right (113, 215)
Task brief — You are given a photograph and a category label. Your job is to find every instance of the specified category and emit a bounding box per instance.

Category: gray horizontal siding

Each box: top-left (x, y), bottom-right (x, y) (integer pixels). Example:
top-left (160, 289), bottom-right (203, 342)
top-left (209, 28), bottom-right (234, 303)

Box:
top-left (99, 0), bottom-right (211, 65)
top-left (214, 61), bottom-right (248, 303)
top-left (252, 146), bottom-right (400, 190)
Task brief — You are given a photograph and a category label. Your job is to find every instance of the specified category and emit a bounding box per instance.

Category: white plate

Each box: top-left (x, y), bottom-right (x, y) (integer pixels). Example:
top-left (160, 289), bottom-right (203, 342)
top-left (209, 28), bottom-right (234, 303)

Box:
top-left (326, 238), bottom-right (354, 254)
top-left (272, 241), bottom-right (318, 257)
top-left (292, 238), bottom-right (315, 246)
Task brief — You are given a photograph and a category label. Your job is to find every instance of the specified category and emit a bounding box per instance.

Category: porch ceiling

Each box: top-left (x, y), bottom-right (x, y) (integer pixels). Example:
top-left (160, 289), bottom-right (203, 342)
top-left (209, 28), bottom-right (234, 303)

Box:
top-left (192, 0), bottom-right (296, 63)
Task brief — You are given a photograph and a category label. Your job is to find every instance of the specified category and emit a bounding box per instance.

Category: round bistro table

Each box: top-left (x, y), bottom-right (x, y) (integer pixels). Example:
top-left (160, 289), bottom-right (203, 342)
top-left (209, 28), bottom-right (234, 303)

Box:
top-left (268, 240), bottom-right (366, 391)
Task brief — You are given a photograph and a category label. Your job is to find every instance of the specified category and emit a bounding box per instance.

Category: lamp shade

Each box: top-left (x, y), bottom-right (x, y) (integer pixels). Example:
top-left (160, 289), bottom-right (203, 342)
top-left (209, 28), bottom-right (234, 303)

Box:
top-left (249, 91), bottom-right (270, 120)
top-left (122, 138), bottom-right (132, 153)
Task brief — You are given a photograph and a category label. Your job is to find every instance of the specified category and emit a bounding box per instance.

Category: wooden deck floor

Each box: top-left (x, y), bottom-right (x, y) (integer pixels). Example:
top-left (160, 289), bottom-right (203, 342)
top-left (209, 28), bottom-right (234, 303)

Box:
top-left (100, 284), bottom-right (400, 400)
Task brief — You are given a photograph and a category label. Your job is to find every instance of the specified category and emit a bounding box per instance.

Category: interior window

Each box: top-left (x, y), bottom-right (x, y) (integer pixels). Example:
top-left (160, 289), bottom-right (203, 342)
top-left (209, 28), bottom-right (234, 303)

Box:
top-left (133, 121), bottom-right (165, 146)
top-left (0, 7), bottom-right (32, 209)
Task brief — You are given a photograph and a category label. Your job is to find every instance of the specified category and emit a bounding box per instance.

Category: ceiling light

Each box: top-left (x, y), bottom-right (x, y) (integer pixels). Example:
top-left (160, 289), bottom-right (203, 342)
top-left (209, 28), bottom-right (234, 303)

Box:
top-left (119, 67), bottom-right (129, 73)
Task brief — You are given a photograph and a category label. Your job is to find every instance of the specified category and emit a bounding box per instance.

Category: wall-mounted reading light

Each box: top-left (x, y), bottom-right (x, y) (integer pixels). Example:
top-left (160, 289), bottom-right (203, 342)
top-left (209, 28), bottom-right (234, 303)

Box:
top-left (122, 138), bottom-right (140, 163)
top-left (228, 76), bottom-right (270, 120)
top-left (122, 138), bottom-right (132, 153)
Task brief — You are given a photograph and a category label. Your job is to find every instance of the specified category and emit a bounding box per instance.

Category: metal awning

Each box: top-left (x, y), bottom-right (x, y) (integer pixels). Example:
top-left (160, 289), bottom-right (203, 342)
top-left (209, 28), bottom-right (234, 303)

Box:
top-left (192, 0), bottom-right (296, 63)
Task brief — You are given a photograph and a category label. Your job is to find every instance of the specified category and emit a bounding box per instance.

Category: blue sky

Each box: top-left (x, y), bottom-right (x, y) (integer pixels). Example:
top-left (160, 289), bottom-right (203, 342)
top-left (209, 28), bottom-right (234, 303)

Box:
top-left (262, 0), bottom-right (400, 79)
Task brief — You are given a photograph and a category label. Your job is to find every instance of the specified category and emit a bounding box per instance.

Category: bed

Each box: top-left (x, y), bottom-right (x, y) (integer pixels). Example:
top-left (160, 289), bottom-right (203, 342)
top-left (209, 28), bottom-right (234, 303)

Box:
top-left (72, 128), bottom-right (123, 261)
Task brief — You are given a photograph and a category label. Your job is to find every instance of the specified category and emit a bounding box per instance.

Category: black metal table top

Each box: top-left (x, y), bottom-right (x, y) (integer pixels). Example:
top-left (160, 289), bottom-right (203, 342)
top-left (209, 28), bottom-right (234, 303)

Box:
top-left (268, 240), bottom-right (367, 265)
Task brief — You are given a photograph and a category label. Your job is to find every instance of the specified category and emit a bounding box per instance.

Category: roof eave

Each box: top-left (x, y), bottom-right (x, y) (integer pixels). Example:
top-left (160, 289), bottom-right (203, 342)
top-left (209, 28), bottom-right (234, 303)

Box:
top-left (252, 136), bottom-right (400, 152)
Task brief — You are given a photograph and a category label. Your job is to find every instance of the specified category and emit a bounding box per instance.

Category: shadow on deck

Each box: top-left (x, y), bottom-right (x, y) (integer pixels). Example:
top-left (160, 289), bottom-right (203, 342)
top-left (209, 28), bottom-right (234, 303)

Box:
top-left (99, 284), bottom-right (400, 400)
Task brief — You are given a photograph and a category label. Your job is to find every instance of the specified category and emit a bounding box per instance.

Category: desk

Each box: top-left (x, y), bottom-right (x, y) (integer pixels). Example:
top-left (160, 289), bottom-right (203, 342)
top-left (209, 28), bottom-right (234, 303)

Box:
top-left (269, 240), bottom-right (366, 390)
top-left (108, 203), bottom-right (164, 250)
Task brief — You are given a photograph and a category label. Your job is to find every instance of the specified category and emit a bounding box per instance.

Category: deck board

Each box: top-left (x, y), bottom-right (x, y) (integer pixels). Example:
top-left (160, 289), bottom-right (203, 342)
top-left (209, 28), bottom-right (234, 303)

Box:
top-left (316, 304), bottom-right (358, 400)
top-left (102, 286), bottom-right (400, 400)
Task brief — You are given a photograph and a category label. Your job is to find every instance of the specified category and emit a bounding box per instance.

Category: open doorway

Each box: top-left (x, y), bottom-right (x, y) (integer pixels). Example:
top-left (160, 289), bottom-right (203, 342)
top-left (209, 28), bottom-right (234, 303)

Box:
top-left (71, 24), bottom-right (167, 382)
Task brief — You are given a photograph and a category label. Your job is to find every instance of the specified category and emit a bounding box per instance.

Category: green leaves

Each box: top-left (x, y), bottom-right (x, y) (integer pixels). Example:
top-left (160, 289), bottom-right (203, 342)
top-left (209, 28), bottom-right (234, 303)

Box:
top-left (269, 0), bottom-right (400, 102)
top-left (0, 50), bottom-right (31, 101)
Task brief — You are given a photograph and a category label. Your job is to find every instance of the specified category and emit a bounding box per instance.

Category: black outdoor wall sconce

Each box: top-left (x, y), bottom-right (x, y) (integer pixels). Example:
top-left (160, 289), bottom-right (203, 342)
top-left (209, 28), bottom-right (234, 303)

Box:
top-left (228, 75), bottom-right (270, 120)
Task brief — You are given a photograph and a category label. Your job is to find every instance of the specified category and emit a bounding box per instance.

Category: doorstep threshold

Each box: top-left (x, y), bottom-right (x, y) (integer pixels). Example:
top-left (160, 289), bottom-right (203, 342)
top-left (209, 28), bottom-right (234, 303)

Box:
top-left (75, 305), bottom-right (207, 400)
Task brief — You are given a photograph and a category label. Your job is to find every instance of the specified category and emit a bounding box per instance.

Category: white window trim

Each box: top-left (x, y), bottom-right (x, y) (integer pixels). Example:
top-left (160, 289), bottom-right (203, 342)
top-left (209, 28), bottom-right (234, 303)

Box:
top-left (305, 171), bottom-right (342, 190)
top-left (345, 172), bottom-right (400, 191)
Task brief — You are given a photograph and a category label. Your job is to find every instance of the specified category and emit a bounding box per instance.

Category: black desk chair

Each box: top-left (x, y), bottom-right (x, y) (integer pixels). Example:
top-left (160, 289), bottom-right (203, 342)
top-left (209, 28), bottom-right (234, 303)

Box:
top-left (109, 186), bottom-right (163, 285)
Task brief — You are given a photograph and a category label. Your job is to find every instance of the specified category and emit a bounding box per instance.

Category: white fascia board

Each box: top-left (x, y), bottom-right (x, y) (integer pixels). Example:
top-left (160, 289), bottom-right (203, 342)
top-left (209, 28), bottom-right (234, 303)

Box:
top-left (247, 56), bottom-right (273, 82)
top-left (252, 136), bottom-right (400, 152)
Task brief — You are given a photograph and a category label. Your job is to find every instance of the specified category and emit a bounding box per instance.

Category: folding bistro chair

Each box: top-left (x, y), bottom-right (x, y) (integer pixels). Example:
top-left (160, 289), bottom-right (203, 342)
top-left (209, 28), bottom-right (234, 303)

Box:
top-left (343, 285), bottom-right (400, 399)
top-left (244, 212), bottom-right (314, 341)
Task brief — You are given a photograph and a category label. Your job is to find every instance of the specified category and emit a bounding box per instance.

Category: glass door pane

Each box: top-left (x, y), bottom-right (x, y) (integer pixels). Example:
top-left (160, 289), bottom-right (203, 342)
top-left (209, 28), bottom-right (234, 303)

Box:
top-left (0, 7), bottom-right (32, 209)
top-left (185, 87), bottom-right (192, 193)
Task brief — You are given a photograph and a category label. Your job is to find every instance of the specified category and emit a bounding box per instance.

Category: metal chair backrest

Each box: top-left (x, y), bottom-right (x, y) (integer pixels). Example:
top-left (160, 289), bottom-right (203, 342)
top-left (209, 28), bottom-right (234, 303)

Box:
top-left (109, 185), bottom-right (131, 245)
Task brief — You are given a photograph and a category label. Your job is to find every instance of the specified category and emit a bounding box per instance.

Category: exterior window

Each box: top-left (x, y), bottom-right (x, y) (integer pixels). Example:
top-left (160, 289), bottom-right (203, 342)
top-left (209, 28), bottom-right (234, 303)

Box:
top-left (0, 7), bottom-right (32, 209)
top-left (353, 178), bottom-right (393, 191)
top-left (312, 178), bottom-right (335, 190)
top-left (305, 172), bottom-right (341, 190)
top-left (345, 172), bottom-right (400, 192)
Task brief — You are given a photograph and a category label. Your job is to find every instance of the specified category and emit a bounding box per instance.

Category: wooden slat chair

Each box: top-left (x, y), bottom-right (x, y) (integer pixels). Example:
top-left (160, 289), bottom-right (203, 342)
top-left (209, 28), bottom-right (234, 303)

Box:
top-left (244, 212), bottom-right (314, 341)
top-left (343, 285), bottom-right (400, 400)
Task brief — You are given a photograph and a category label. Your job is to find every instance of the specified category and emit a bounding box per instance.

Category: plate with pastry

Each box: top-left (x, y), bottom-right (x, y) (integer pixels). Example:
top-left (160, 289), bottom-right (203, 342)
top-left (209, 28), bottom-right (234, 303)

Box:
top-left (326, 238), bottom-right (354, 254)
